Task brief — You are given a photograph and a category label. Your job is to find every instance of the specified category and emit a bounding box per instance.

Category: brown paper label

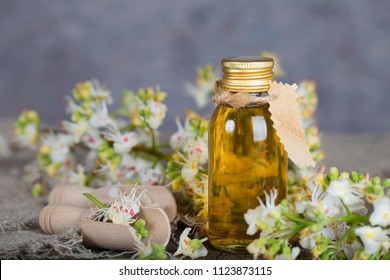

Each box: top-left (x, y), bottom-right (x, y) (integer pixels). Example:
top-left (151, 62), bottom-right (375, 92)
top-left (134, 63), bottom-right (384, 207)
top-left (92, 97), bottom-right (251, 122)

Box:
top-left (268, 81), bottom-right (316, 168)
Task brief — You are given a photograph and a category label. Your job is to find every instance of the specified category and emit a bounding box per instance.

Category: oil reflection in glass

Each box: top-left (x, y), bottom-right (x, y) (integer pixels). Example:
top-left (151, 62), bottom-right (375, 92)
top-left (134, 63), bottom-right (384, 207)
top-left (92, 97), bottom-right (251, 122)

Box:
top-left (251, 116), bottom-right (267, 142)
top-left (224, 119), bottom-right (235, 134)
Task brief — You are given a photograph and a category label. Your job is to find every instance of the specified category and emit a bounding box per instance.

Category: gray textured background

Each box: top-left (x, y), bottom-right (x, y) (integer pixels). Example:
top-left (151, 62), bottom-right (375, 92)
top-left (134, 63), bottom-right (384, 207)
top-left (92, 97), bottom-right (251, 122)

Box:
top-left (1, 0), bottom-right (389, 133)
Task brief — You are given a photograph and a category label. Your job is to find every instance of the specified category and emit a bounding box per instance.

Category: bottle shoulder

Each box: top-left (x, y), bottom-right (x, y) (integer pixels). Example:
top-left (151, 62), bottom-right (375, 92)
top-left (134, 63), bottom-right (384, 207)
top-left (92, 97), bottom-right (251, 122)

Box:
top-left (210, 103), bottom-right (270, 122)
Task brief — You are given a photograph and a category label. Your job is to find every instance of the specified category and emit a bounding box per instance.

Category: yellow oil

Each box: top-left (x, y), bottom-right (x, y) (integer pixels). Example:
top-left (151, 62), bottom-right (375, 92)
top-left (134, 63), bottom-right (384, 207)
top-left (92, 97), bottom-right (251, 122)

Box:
top-left (208, 95), bottom-right (287, 253)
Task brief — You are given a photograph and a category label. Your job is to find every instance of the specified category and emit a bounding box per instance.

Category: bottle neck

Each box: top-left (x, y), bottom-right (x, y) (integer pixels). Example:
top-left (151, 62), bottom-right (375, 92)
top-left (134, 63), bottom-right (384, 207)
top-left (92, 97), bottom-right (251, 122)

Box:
top-left (218, 91), bottom-right (269, 109)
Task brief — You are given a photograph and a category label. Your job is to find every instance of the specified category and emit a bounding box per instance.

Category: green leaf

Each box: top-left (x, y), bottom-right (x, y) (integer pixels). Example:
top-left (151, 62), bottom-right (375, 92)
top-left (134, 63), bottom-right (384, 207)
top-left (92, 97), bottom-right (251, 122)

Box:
top-left (83, 193), bottom-right (106, 209)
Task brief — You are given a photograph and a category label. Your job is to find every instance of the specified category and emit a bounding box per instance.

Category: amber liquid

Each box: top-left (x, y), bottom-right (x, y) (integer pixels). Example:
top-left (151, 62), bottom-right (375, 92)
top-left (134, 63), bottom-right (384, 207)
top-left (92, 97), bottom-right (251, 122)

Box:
top-left (208, 95), bottom-right (287, 253)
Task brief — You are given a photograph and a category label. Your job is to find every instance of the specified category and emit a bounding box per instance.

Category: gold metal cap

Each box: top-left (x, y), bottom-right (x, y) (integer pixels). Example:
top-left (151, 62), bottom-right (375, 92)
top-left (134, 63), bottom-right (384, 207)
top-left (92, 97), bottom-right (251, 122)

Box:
top-left (221, 56), bottom-right (274, 92)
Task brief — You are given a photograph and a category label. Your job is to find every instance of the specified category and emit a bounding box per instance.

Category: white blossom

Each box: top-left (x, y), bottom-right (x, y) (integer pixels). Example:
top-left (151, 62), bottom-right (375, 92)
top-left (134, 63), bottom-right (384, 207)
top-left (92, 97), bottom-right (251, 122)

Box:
top-left (170, 116), bottom-right (189, 150)
top-left (94, 188), bottom-right (147, 226)
top-left (322, 179), bottom-right (366, 218)
top-left (327, 179), bottom-right (362, 206)
top-left (63, 164), bottom-right (86, 186)
top-left (65, 97), bottom-right (85, 115)
top-left (81, 129), bottom-right (103, 150)
top-left (89, 102), bottom-right (114, 128)
top-left (247, 239), bottom-right (267, 260)
top-left (355, 226), bottom-right (390, 255)
top-left (274, 247), bottom-right (300, 260)
top-left (96, 162), bottom-right (120, 182)
top-left (139, 164), bottom-right (165, 186)
top-left (146, 99), bottom-right (167, 129)
top-left (178, 152), bottom-right (200, 184)
top-left (131, 240), bottom-right (155, 259)
top-left (121, 155), bottom-right (151, 176)
top-left (244, 190), bottom-right (281, 236)
top-left (299, 227), bottom-right (335, 250)
top-left (22, 161), bottom-right (40, 183)
top-left (62, 120), bottom-right (88, 143)
top-left (120, 154), bottom-right (143, 180)
top-left (369, 197), bottom-right (390, 227)
top-left (41, 132), bottom-right (73, 163)
top-left (104, 125), bottom-right (139, 154)
top-left (16, 123), bottom-right (39, 149)
top-left (90, 79), bottom-right (113, 104)
top-left (295, 185), bottom-right (325, 221)
top-left (173, 228), bottom-right (208, 259)
top-left (187, 137), bottom-right (208, 165)
top-left (119, 155), bottom-right (164, 185)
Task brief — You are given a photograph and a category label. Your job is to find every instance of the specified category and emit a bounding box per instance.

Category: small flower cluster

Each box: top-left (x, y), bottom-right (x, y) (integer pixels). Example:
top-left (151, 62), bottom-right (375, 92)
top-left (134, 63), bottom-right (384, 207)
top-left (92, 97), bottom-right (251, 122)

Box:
top-left (14, 110), bottom-right (40, 149)
top-left (132, 241), bottom-right (169, 260)
top-left (166, 111), bottom-right (209, 218)
top-left (174, 227), bottom-right (208, 259)
top-left (184, 64), bottom-right (219, 109)
top-left (297, 80), bottom-right (324, 162)
top-left (15, 80), bottom-right (169, 192)
top-left (120, 87), bottom-right (167, 133)
top-left (132, 227), bottom-right (208, 260)
top-left (245, 167), bottom-right (390, 260)
top-left (85, 187), bottom-right (149, 239)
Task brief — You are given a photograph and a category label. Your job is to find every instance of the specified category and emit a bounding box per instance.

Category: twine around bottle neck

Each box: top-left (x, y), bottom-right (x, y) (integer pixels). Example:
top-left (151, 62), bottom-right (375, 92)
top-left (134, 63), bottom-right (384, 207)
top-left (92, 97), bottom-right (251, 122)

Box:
top-left (212, 80), bottom-right (276, 108)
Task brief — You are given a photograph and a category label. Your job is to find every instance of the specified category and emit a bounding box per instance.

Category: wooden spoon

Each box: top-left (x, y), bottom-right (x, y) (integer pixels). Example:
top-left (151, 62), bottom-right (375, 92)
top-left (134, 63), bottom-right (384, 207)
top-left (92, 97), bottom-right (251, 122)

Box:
top-left (39, 204), bottom-right (170, 250)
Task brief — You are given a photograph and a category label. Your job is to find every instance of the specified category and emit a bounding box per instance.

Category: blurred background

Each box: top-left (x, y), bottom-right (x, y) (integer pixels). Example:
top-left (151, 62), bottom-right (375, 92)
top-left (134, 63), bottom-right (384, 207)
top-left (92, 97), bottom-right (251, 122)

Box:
top-left (1, 0), bottom-right (389, 133)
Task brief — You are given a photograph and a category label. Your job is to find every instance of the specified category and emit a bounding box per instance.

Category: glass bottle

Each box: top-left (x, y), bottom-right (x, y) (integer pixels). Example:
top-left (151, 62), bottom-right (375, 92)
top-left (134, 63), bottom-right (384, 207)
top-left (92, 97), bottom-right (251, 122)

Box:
top-left (208, 56), bottom-right (287, 253)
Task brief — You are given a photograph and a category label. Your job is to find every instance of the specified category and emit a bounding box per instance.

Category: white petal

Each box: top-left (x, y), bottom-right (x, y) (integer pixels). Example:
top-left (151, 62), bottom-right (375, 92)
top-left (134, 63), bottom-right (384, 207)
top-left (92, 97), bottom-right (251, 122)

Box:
top-left (369, 197), bottom-right (390, 227)
top-left (291, 247), bottom-right (301, 259)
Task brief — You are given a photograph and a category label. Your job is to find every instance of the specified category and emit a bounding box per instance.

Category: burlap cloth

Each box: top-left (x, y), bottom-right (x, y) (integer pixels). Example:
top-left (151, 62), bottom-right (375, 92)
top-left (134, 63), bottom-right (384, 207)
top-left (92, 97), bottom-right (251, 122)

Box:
top-left (1, 120), bottom-right (389, 259)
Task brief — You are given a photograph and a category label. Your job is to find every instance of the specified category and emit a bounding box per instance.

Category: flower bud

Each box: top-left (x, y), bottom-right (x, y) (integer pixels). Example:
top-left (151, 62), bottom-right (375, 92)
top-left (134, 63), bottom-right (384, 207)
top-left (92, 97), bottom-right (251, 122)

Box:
top-left (312, 244), bottom-right (328, 258)
top-left (280, 199), bottom-right (289, 207)
top-left (339, 172), bottom-right (349, 180)
top-left (282, 245), bottom-right (291, 256)
top-left (309, 223), bottom-right (323, 233)
top-left (255, 238), bottom-right (267, 248)
top-left (135, 219), bottom-right (146, 229)
top-left (351, 171), bottom-right (359, 182)
top-left (171, 178), bottom-right (183, 191)
top-left (267, 243), bottom-right (281, 258)
top-left (372, 177), bottom-right (381, 186)
top-left (189, 239), bottom-right (203, 250)
top-left (139, 228), bottom-right (149, 238)
top-left (373, 184), bottom-right (383, 195)
top-left (329, 167), bottom-right (339, 181)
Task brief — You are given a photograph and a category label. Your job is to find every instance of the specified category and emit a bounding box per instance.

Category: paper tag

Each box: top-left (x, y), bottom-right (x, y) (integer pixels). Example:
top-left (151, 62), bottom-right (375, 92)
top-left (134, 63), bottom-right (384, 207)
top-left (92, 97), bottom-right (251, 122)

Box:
top-left (268, 81), bottom-right (316, 168)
